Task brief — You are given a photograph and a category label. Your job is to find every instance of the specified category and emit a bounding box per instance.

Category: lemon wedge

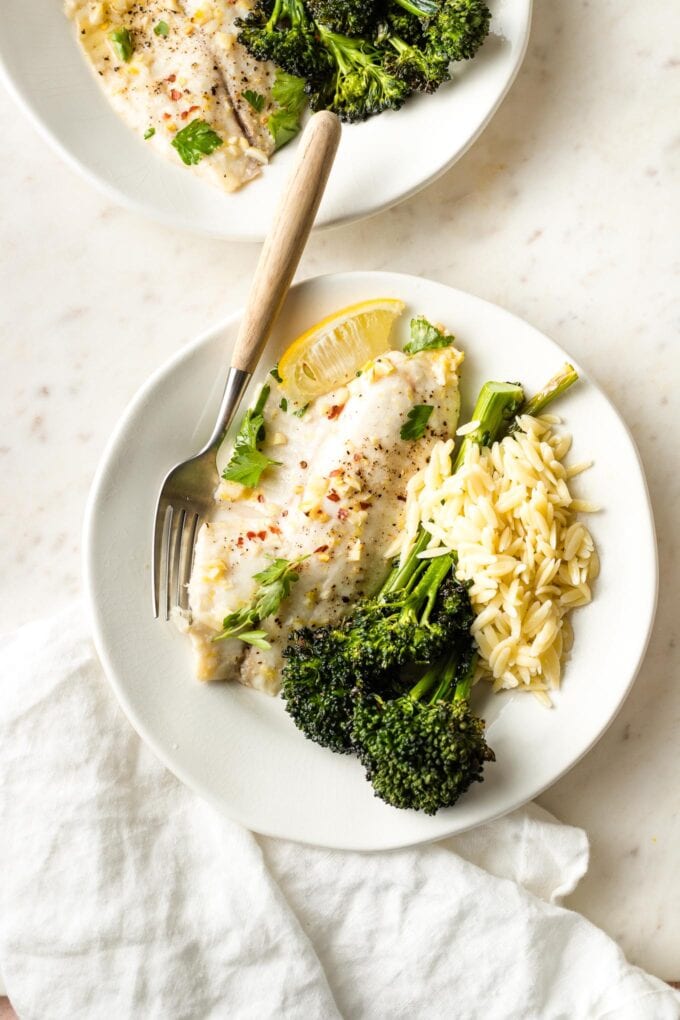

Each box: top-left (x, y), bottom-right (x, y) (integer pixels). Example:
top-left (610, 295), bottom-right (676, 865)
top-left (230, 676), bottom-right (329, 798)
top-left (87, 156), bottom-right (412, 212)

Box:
top-left (278, 298), bottom-right (405, 402)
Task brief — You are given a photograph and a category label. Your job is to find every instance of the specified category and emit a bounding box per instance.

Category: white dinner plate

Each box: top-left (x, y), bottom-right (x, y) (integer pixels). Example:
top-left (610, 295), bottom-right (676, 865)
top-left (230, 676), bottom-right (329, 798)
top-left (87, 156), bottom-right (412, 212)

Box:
top-left (0, 1), bottom-right (531, 240)
top-left (83, 271), bottom-right (657, 850)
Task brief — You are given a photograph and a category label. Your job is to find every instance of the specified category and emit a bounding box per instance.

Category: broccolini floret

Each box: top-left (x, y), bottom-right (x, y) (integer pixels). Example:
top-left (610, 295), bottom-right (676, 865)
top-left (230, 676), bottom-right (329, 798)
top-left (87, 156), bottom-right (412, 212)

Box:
top-left (281, 625), bottom-right (362, 754)
top-left (353, 648), bottom-right (494, 814)
top-left (426, 0), bottom-right (491, 62)
top-left (343, 548), bottom-right (472, 674)
top-left (374, 8), bottom-right (427, 48)
top-left (383, 34), bottom-right (451, 93)
top-left (236, 0), bottom-right (332, 83)
top-left (308, 27), bottom-right (410, 122)
top-left (306, 0), bottom-right (380, 37)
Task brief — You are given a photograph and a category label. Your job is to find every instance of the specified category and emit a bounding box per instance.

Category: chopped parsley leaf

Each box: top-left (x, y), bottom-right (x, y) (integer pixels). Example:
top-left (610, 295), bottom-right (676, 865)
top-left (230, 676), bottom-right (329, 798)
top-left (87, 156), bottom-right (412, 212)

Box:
top-left (144, 126), bottom-right (155, 140)
top-left (172, 119), bottom-right (223, 166)
top-left (222, 385), bottom-right (280, 488)
top-left (213, 556), bottom-right (307, 647)
top-left (153, 20), bottom-right (169, 36)
top-left (243, 89), bottom-right (265, 113)
top-left (404, 316), bottom-right (454, 355)
top-left (109, 28), bottom-right (133, 63)
top-left (279, 397), bottom-right (288, 412)
top-left (293, 403), bottom-right (310, 418)
top-left (270, 363), bottom-right (282, 382)
top-left (400, 404), bottom-right (434, 441)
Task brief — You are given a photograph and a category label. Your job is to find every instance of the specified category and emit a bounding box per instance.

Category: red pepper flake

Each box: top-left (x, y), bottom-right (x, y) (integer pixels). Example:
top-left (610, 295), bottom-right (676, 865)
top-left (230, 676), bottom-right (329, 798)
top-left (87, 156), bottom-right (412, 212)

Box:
top-left (162, 112), bottom-right (171, 120)
top-left (299, 460), bottom-right (308, 469)
top-left (327, 490), bottom-right (341, 503)
top-left (326, 404), bottom-right (344, 420)
top-left (236, 536), bottom-right (244, 547)
top-left (257, 493), bottom-right (265, 503)
top-left (353, 453), bottom-right (362, 463)
top-left (181, 104), bottom-right (200, 120)
top-left (337, 508), bottom-right (349, 520)
top-left (329, 468), bottom-right (343, 478)
top-left (359, 501), bottom-right (371, 510)
top-left (257, 530), bottom-right (267, 541)
top-left (269, 524), bottom-right (281, 535)
top-left (246, 531), bottom-right (256, 540)
top-left (170, 89), bottom-right (182, 101)
top-left (314, 545), bottom-right (329, 554)
top-left (166, 74), bottom-right (177, 82)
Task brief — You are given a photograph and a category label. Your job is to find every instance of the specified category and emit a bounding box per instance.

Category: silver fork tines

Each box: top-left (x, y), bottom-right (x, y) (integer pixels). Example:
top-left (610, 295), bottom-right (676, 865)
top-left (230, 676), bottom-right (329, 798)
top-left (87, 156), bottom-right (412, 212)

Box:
top-left (155, 506), bottom-right (201, 620)
top-left (153, 504), bottom-right (199, 620)
top-left (152, 366), bottom-right (250, 620)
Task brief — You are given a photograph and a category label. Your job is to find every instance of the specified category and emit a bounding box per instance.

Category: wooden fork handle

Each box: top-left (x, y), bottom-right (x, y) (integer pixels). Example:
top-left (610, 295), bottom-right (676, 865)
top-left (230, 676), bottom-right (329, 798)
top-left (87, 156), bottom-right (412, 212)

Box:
top-left (230, 111), bottom-right (341, 375)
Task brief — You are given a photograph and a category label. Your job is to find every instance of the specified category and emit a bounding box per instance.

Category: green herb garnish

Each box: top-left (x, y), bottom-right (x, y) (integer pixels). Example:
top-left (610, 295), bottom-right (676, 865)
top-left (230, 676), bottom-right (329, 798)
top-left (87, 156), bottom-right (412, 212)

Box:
top-left (144, 127), bottom-right (155, 140)
top-left (243, 89), bottom-right (266, 112)
top-left (214, 556), bottom-right (307, 646)
top-left (172, 119), bottom-right (223, 166)
top-left (109, 27), bottom-right (133, 63)
top-left (279, 397), bottom-right (288, 412)
top-left (404, 316), bottom-right (453, 355)
top-left (270, 364), bottom-right (282, 382)
top-left (267, 72), bottom-right (307, 151)
top-left (153, 20), bottom-right (169, 36)
top-left (400, 404), bottom-right (434, 441)
top-left (293, 403), bottom-right (310, 418)
top-left (222, 385), bottom-right (280, 488)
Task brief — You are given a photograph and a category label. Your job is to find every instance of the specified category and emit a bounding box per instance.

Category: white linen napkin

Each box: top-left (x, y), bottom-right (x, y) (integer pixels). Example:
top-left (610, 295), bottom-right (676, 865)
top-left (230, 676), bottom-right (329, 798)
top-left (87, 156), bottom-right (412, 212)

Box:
top-left (1, 606), bottom-right (678, 1020)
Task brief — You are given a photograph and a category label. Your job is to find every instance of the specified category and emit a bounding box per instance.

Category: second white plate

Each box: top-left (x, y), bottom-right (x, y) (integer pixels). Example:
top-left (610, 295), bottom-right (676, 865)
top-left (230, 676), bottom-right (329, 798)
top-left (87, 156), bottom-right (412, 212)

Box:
top-left (83, 271), bottom-right (657, 849)
top-left (0, 1), bottom-right (531, 239)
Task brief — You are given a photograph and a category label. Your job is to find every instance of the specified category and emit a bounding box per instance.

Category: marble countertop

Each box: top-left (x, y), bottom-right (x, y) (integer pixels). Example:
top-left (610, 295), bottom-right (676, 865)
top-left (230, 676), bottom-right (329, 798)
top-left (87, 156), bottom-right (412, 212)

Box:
top-left (1, 0), bottom-right (678, 987)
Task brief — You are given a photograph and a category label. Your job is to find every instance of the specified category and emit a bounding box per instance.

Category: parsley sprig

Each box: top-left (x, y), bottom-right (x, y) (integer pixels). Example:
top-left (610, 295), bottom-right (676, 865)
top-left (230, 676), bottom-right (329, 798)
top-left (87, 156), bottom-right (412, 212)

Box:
top-left (404, 316), bottom-right (454, 355)
top-left (172, 119), bottom-right (223, 166)
top-left (213, 556), bottom-right (307, 648)
top-left (400, 404), bottom-right (434, 441)
top-left (222, 385), bottom-right (280, 488)
top-left (267, 72), bottom-right (307, 151)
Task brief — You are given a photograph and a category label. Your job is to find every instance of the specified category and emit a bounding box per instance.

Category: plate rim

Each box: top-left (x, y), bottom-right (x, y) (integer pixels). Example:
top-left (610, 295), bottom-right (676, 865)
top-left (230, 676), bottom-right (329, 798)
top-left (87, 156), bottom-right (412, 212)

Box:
top-left (82, 270), bottom-right (659, 850)
top-left (0, 2), bottom-right (532, 241)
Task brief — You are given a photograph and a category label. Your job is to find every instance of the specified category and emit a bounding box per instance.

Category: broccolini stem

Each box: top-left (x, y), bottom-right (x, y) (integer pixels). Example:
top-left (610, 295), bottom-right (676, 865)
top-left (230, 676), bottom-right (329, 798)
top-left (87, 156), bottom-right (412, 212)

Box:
top-left (393, 0), bottom-right (440, 18)
top-left (452, 381), bottom-right (525, 472)
top-left (409, 660), bottom-right (446, 701)
top-left (516, 363), bottom-right (579, 421)
top-left (382, 529), bottom-right (431, 595)
top-left (426, 655), bottom-right (458, 703)
top-left (419, 554), bottom-right (455, 624)
top-left (404, 554), bottom-right (453, 622)
top-left (453, 653), bottom-right (478, 703)
top-left (403, 560), bottom-right (428, 596)
top-left (267, 0), bottom-right (283, 31)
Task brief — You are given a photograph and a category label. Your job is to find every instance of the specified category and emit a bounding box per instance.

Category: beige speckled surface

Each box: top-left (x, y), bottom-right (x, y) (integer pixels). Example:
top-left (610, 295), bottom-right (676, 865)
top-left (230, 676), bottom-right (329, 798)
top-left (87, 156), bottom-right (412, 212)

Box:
top-left (1, 0), bottom-right (678, 985)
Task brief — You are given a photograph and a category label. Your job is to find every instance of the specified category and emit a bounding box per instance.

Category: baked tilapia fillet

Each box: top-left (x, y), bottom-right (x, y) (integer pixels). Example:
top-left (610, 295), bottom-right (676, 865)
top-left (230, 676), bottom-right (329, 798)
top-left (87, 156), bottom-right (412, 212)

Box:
top-left (65, 0), bottom-right (276, 192)
top-left (183, 345), bottom-right (464, 693)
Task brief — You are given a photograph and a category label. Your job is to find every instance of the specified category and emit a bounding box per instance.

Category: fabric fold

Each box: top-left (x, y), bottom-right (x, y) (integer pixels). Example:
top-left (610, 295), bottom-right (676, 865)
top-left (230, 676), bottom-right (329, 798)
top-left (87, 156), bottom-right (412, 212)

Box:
top-left (0, 607), bottom-right (677, 1020)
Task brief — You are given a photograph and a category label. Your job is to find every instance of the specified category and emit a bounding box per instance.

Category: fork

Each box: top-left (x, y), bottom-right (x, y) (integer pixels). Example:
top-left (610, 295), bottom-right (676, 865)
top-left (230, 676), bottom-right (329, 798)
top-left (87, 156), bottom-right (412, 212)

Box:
top-left (152, 111), bottom-right (341, 618)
